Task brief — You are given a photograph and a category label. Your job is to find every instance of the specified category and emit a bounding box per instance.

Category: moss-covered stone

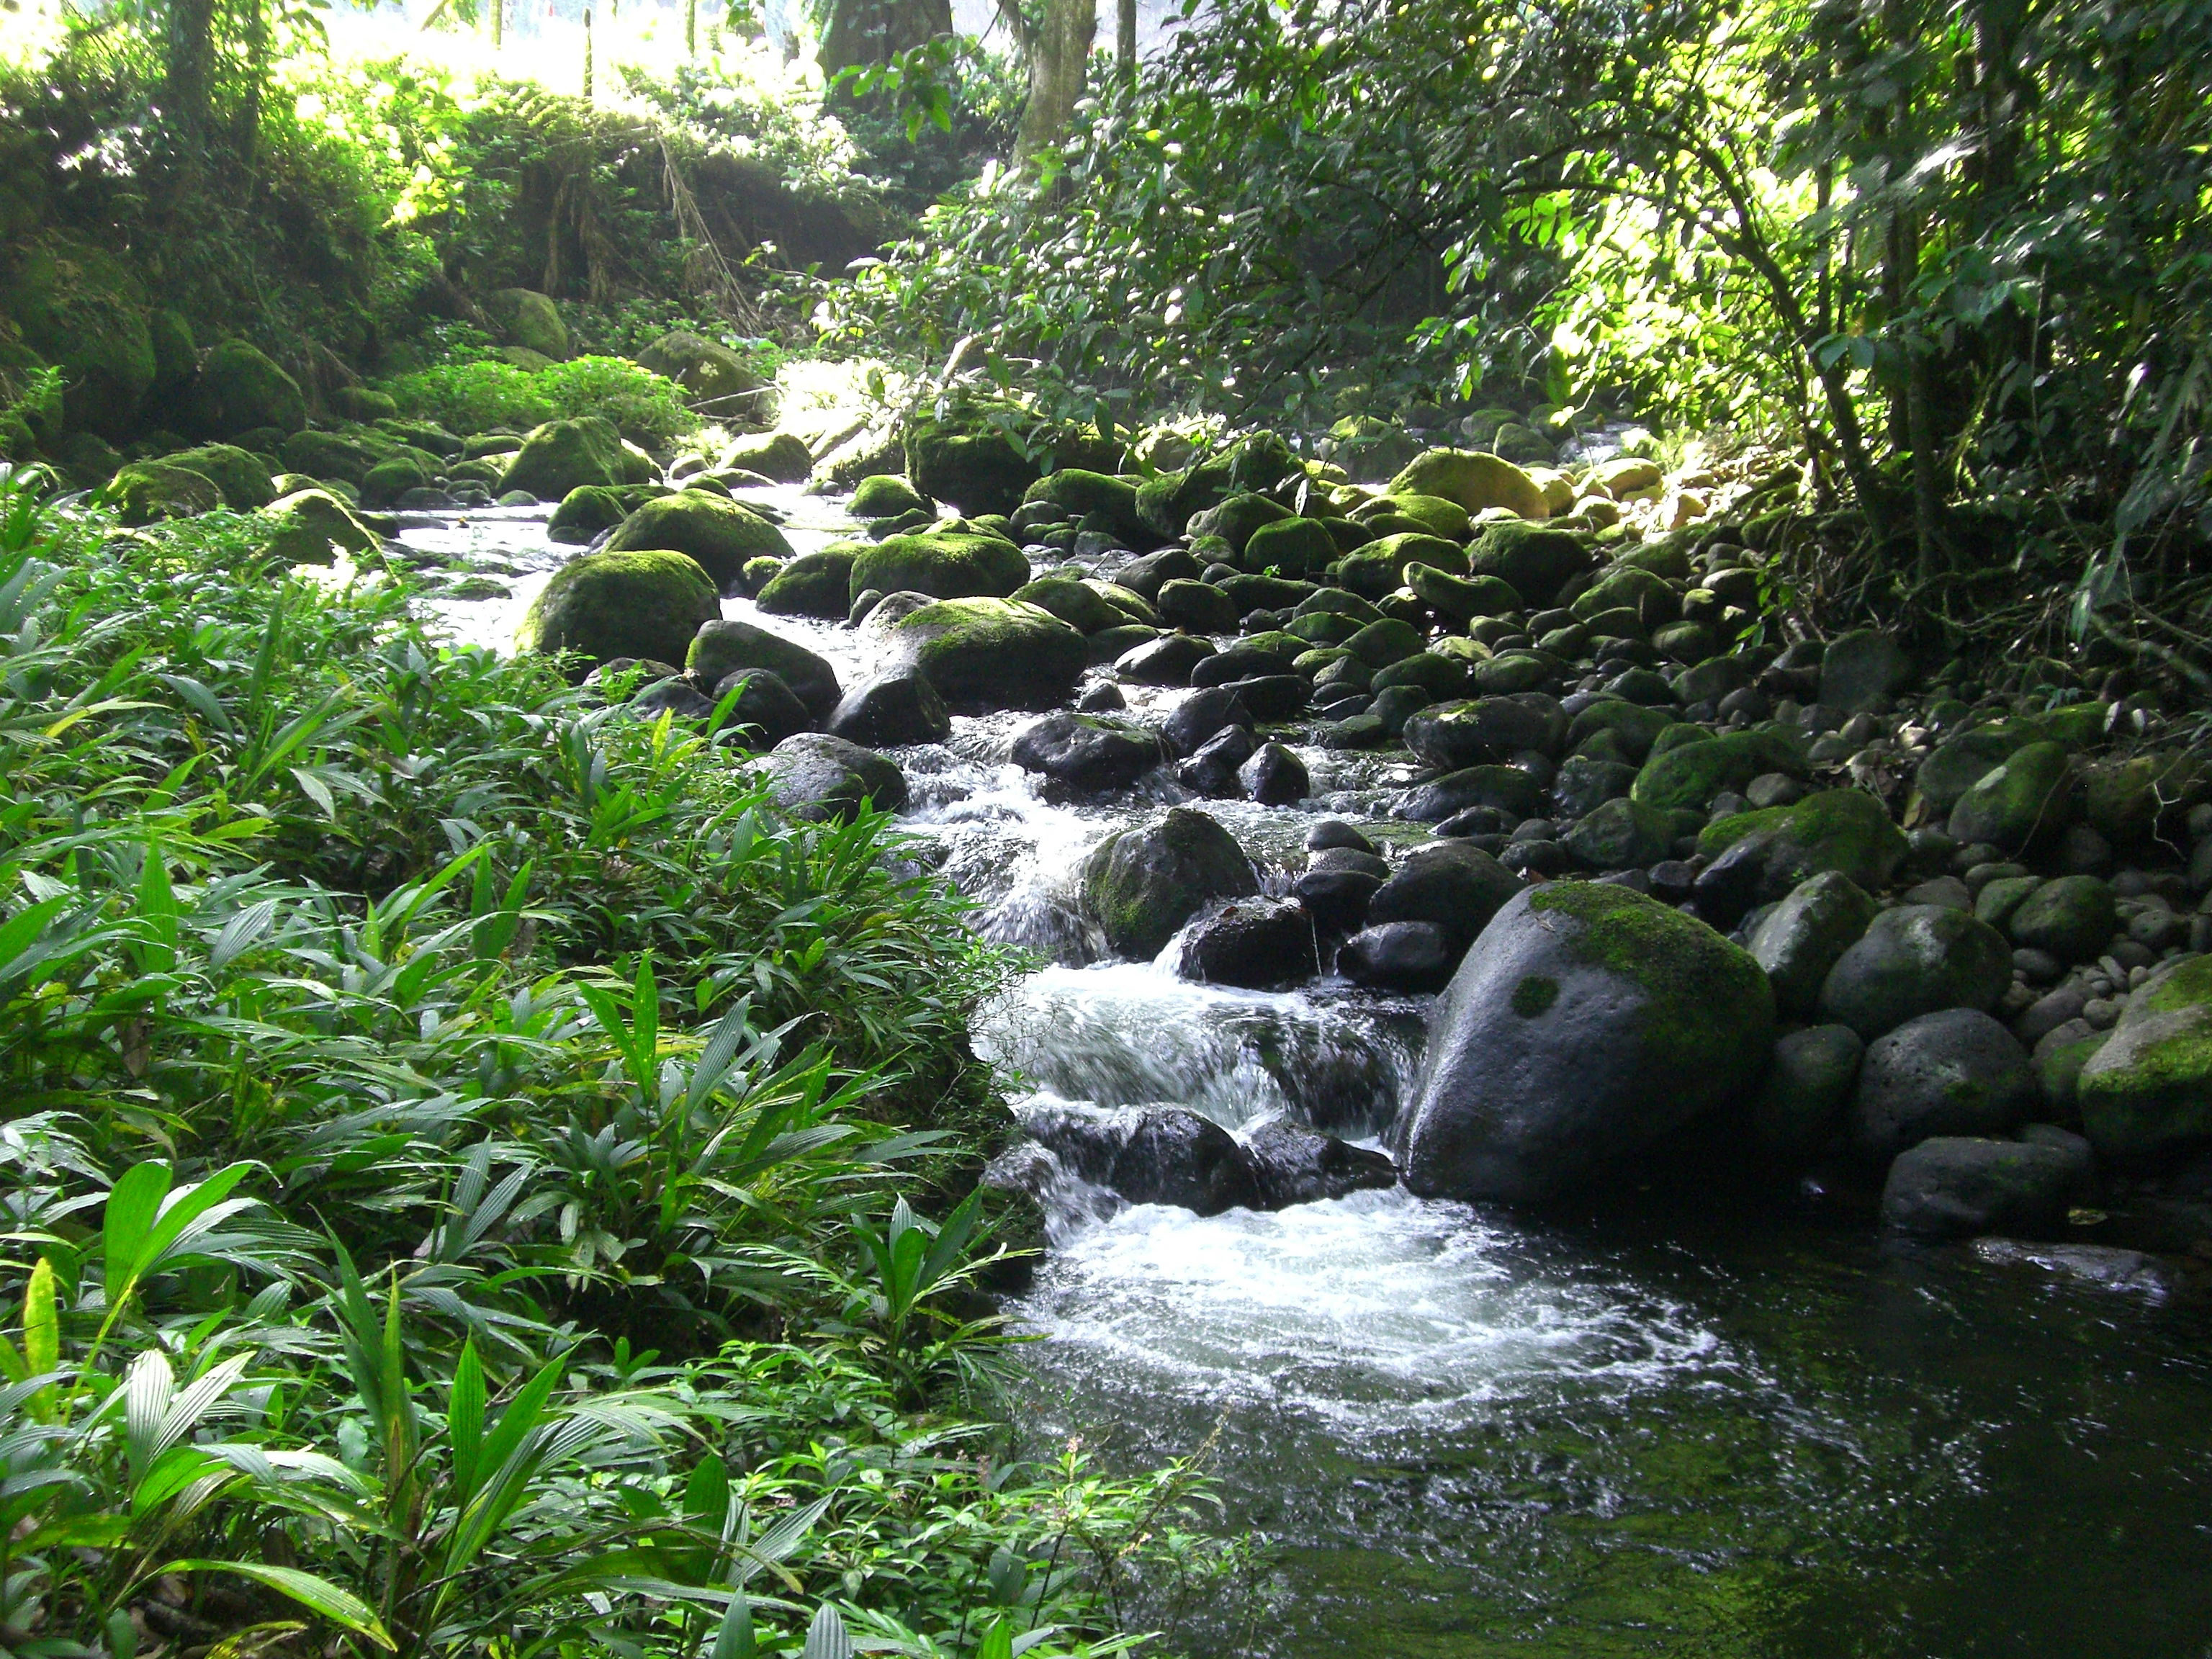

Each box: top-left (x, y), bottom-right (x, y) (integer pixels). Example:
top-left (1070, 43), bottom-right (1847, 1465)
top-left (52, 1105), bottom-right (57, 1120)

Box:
top-left (1564, 796), bottom-right (1674, 869)
top-left (331, 386), bottom-right (399, 423)
top-left (1387, 448), bottom-right (1546, 518)
top-left (2077, 955), bottom-right (2212, 1159)
top-left (905, 397), bottom-right (1118, 517)
top-left (1467, 520), bottom-right (1591, 607)
top-left (147, 308), bottom-right (195, 395)
top-left (514, 549), bottom-right (720, 675)
top-left (109, 459), bottom-right (221, 524)
top-left (1946, 739), bottom-right (2072, 853)
top-left (1568, 699), bottom-right (1674, 765)
top-left (361, 454), bottom-right (432, 508)
top-left (1570, 563), bottom-right (1674, 625)
top-left (756, 546), bottom-right (861, 619)
top-left (1914, 721), bottom-right (2041, 815)
top-left (151, 444), bottom-right (273, 511)
top-left (603, 491), bottom-right (793, 593)
top-left (1134, 459), bottom-right (1235, 539)
top-left (889, 596), bottom-right (1087, 713)
top-left (1697, 787), bottom-right (1907, 893)
top-left (1335, 531), bottom-right (1469, 599)
top-left (2007, 875), bottom-right (2115, 963)
top-left (500, 416), bottom-right (655, 500)
top-left (185, 339), bottom-right (306, 439)
top-left (0, 238), bottom-right (154, 439)
top-left (1365, 492), bottom-right (1471, 541)
top-left (1343, 616), bottom-right (1426, 668)
top-left (1748, 871), bottom-right (1877, 1018)
top-left (1753, 1024), bottom-right (1863, 1161)
top-left (1186, 490), bottom-right (1292, 554)
top-left (1635, 729), bottom-right (1807, 812)
top-left (488, 289), bottom-right (572, 361)
top-left (1021, 468), bottom-right (1146, 547)
top-left (850, 472), bottom-right (927, 519)
top-left (719, 431), bottom-right (813, 483)
top-left (279, 428), bottom-right (389, 488)
top-left (850, 530), bottom-right (1029, 605)
top-left (253, 487), bottom-right (381, 565)
top-left (2078, 752), bottom-right (2201, 844)
top-left (547, 485), bottom-right (629, 543)
top-left (635, 333), bottom-right (765, 408)
top-left (1815, 903), bottom-right (2012, 1039)
top-left (1080, 806), bottom-right (1258, 959)
top-left (686, 618), bottom-right (840, 716)
top-left (1403, 563), bottom-right (1521, 623)
top-left (1241, 515), bottom-right (1337, 577)
top-left (1012, 575), bottom-right (1123, 634)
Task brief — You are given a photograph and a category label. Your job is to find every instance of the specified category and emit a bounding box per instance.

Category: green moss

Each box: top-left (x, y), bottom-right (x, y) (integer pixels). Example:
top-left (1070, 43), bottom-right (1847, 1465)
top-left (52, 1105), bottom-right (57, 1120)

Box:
top-left (161, 444), bottom-right (274, 511)
top-left (757, 547), bottom-right (861, 619)
top-left (1634, 729), bottom-right (1807, 812)
top-left (1387, 448), bottom-right (1545, 517)
top-left (514, 549), bottom-right (720, 674)
top-left (0, 238), bottom-right (154, 439)
top-left (1529, 880), bottom-right (1774, 1084)
top-left (1511, 974), bottom-right (1560, 1017)
top-left (1698, 788), bottom-right (1908, 890)
top-left (109, 459), bottom-right (222, 524)
top-left (850, 530), bottom-right (1029, 604)
top-left (2138, 954), bottom-right (2212, 1018)
top-left (603, 491), bottom-right (793, 592)
top-left (1333, 531), bottom-right (1467, 598)
top-left (851, 472), bottom-right (927, 518)
top-left (187, 339), bottom-right (307, 439)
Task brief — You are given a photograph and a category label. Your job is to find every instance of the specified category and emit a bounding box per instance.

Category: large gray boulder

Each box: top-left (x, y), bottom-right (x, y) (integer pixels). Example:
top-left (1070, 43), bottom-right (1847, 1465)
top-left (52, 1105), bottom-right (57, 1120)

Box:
top-left (1012, 711), bottom-right (1166, 795)
top-left (886, 596), bottom-right (1087, 713)
top-left (686, 619), bottom-right (840, 717)
top-left (1079, 808), bottom-right (1257, 959)
top-left (1396, 883), bottom-right (1775, 1202)
top-left (1879, 1136), bottom-right (2089, 1238)
top-left (1816, 904), bottom-right (2011, 1039)
top-left (1847, 1007), bottom-right (2036, 1161)
top-left (827, 671), bottom-right (950, 747)
top-left (761, 733), bottom-right (907, 822)
top-left (1364, 840), bottom-right (1522, 950)
top-left (1747, 872), bottom-right (1876, 1019)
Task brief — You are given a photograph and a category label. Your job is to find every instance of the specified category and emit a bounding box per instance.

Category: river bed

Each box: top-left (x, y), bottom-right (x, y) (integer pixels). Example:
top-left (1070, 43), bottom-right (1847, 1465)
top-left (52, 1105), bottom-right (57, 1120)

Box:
top-left (410, 487), bottom-right (2212, 1659)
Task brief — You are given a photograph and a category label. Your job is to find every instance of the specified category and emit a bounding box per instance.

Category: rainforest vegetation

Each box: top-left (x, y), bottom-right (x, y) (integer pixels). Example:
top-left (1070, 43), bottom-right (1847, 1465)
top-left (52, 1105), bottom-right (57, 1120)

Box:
top-left (0, 0), bottom-right (2208, 1651)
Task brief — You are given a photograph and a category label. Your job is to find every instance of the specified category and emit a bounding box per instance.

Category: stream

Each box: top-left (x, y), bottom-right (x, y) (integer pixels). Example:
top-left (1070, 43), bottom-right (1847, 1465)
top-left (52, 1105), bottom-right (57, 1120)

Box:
top-left (415, 485), bottom-right (2212, 1659)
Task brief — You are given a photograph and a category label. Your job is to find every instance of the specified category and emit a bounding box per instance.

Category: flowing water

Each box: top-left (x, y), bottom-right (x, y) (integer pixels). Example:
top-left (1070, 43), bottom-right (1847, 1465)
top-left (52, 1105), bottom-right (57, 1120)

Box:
top-left (417, 487), bottom-right (2212, 1659)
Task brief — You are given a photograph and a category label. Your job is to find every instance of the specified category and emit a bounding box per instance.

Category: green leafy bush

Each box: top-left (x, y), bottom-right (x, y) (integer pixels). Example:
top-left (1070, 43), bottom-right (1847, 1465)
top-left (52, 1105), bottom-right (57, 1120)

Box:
top-left (379, 354), bottom-right (700, 445)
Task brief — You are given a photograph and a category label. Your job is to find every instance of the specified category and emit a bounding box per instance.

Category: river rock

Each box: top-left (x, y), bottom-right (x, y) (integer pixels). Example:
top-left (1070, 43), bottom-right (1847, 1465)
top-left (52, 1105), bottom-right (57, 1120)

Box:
top-left (254, 488), bottom-right (380, 565)
top-left (499, 415), bottom-right (654, 499)
top-left (687, 618), bottom-right (840, 716)
top-left (604, 492), bottom-right (793, 593)
top-left (1848, 1007), bottom-right (2036, 1160)
top-left (1947, 739), bottom-right (2073, 854)
top-left (1748, 871), bottom-right (1878, 1018)
top-left (1178, 726), bottom-right (1256, 795)
top-left (2077, 955), bottom-right (2212, 1161)
top-left (1082, 808), bottom-right (1259, 959)
top-left (1816, 904), bottom-right (2012, 1039)
top-left (1467, 521), bottom-right (1590, 607)
top-left (1819, 630), bottom-right (1912, 712)
top-left (1244, 1120), bottom-right (1399, 1208)
top-left (184, 338), bottom-right (305, 439)
top-left (1395, 765), bottom-right (1545, 825)
top-left (1915, 723), bottom-right (2038, 815)
top-left (1238, 742), bottom-right (1310, 805)
top-left (636, 330), bottom-right (763, 402)
top-left (707, 670), bottom-right (811, 750)
top-left (827, 671), bottom-right (951, 747)
top-left (756, 548), bottom-right (860, 619)
top-left (1697, 789), bottom-right (1908, 906)
top-left (110, 459), bottom-right (221, 524)
top-left (2006, 875), bottom-right (2116, 963)
top-left (1012, 711), bottom-right (1166, 794)
top-left (1023, 1105), bottom-right (1261, 1215)
top-left (719, 431), bottom-right (814, 484)
top-left (1337, 920), bottom-right (1455, 992)
top-left (515, 549), bottom-right (721, 675)
top-left (1753, 1024), bottom-right (1864, 1160)
top-left (1564, 797), bottom-right (1673, 870)
top-left (1364, 840), bottom-right (1522, 950)
top-left (1397, 883), bottom-right (1775, 1202)
top-left (761, 732), bottom-right (907, 822)
top-left (1970, 1237), bottom-right (2180, 1298)
top-left (851, 529), bottom-right (1029, 604)
top-left (887, 596), bottom-right (1087, 713)
top-left (1117, 633), bottom-right (1215, 685)
top-left (1879, 1136), bottom-right (2087, 1238)
top-left (1156, 578), bottom-right (1239, 633)
top-left (1403, 696), bottom-right (1566, 770)
top-left (1389, 449), bottom-right (1545, 519)
top-left (1163, 685), bottom-right (1256, 755)
top-left (1174, 897), bottom-right (1319, 989)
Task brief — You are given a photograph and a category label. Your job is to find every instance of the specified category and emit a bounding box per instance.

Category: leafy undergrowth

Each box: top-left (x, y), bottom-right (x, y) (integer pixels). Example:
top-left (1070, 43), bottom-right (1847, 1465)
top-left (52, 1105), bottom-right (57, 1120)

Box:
top-left (0, 465), bottom-right (1233, 1659)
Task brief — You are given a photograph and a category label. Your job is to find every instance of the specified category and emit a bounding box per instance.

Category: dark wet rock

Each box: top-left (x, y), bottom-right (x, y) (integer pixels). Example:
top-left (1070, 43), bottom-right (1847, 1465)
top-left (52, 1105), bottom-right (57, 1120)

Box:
top-left (762, 732), bottom-right (908, 822)
top-left (1398, 883), bottom-right (1775, 1202)
top-left (1366, 840), bottom-right (1523, 950)
top-left (1820, 630), bottom-right (1913, 713)
top-left (1947, 740), bottom-right (2074, 854)
top-left (1192, 644), bottom-right (1299, 687)
top-left (1553, 755), bottom-right (1639, 818)
top-left (889, 597), bottom-right (1087, 713)
top-left (1239, 741), bottom-right (1310, 805)
top-left (1395, 764), bottom-right (1546, 825)
top-left (1564, 797), bottom-right (1674, 870)
top-left (1178, 725), bottom-right (1257, 795)
top-left (1118, 632), bottom-right (1217, 685)
top-left (1077, 680), bottom-right (1127, 713)
top-left (1082, 808), bottom-right (1259, 958)
top-left (1339, 920), bottom-right (1456, 992)
top-left (1308, 819), bottom-right (1378, 854)
top-left (1113, 545), bottom-right (1202, 600)
top-left (1295, 869), bottom-right (1384, 935)
top-left (1244, 1120), bottom-right (1400, 1208)
top-left (1175, 897), bottom-right (1319, 989)
top-left (1164, 685), bottom-right (1256, 755)
top-left (2078, 955), bottom-right (2212, 1161)
top-left (1403, 696), bottom-right (1568, 771)
top-left (827, 670), bottom-right (952, 748)
top-left (1880, 1136), bottom-right (2089, 1238)
top-left (1013, 711), bottom-right (1166, 794)
top-left (1848, 1007), bottom-right (2036, 1160)
top-left (707, 669), bottom-right (811, 750)
top-left (1218, 674), bottom-right (1309, 723)
top-left (688, 618), bottom-right (840, 716)
top-left (1748, 871), bottom-right (1878, 1019)
top-left (1969, 1237), bottom-right (2179, 1298)
top-left (1753, 1024), bottom-right (1864, 1161)
top-left (1023, 1105), bottom-right (1262, 1215)
top-left (2007, 875), bottom-right (2116, 963)
top-left (1817, 904), bottom-right (2013, 1039)
top-left (1156, 578), bottom-right (1240, 633)
top-left (631, 677), bottom-right (717, 721)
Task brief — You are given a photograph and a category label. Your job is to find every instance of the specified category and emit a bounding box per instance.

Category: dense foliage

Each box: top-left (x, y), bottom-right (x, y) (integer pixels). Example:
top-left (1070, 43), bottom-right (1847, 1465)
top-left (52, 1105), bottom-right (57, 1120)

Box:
top-left (0, 464), bottom-right (1232, 1659)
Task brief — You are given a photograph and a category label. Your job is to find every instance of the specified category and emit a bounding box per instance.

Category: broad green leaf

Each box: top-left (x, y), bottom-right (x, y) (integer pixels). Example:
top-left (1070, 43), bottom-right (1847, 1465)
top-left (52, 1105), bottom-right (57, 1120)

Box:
top-left (158, 1561), bottom-right (395, 1650)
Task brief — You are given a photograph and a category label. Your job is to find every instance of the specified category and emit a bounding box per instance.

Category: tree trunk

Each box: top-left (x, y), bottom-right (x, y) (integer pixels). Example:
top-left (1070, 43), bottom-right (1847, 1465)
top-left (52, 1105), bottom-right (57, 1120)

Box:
top-left (1117, 0), bottom-right (1136, 84)
top-left (1014, 0), bottom-right (1094, 161)
top-left (165, 0), bottom-right (217, 139)
top-left (819, 0), bottom-right (954, 77)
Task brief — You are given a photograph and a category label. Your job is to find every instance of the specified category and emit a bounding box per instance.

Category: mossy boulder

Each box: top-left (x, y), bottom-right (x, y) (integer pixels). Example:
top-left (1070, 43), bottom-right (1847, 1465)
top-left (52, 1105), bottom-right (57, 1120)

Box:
top-left (2007, 875), bottom-right (2116, 964)
top-left (1697, 788), bottom-right (1908, 899)
top-left (1748, 871), bottom-right (1878, 1019)
top-left (548, 485), bottom-right (631, 544)
top-left (331, 386), bottom-right (399, 424)
top-left (2079, 752), bottom-right (2202, 844)
top-left (1367, 493), bottom-right (1471, 540)
top-left (1186, 490), bottom-right (1292, 554)
top-left (720, 431), bottom-right (814, 483)
top-left (1633, 729), bottom-right (1807, 812)
top-left (486, 289), bottom-right (571, 361)
top-left (1467, 520), bottom-right (1591, 607)
top-left (686, 618), bottom-right (840, 717)
top-left (185, 339), bottom-right (306, 439)
top-left (850, 530), bottom-right (1028, 604)
top-left (906, 398), bottom-right (1118, 518)
top-left (1134, 459), bottom-right (1235, 539)
top-left (1387, 449), bottom-right (1546, 519)
top-left (1568, 699), bottom-right (1673, 765)
top-left (158, 444), bottom-right (274, 511)
top-left (756, 547), bottom-right (862, 619)
top-left (500, 416), bottom-right (655, 500)
top-left (0, 238), bottom-right (155, 439)
top-left (279, 428), bottom-right (389, 488)
top-left (850, 473), bottom-right (928, 519)
top-left (1815, 904), bottom-right (2012, 1040)
top-left (888, 596), bottom-right (1087, 713)
top-left (1398, 882), bottom-right (1775, 1202)
top-left (637, 333), bottom-right (767, 407)
top-left (148, 308), bottom-right (195, 395)
top-left (1404, 564), bottom-right (1520, 623)
top-left (1022, 468), bottom-right (1147, 548)
top-left (1012, 576), bottom-right (1123, 634)
top-left (1335, 532), bottom-right (1467, 598)
top-left (1241, 516), bottom-right (1337, 577)
top-left (1915, 721), bottom-right (2041, 815)
top-left (253, 488), bottom-right (381, 565)
top-left (514, 549), bottom-right (721, 675)
top-left (1079, 807), bottom-right (1259, 959)
top-left (761, 733), bottom-right (907, 823)
top-left (109, 459), bottom-right (221, 524)
top-left (361, 454), bottom-right (433, 508)
top-left (2077, 955), bottom-right (2212, 1161)
top-left (1564, 797), bottom-right (1675, 869)
top-left (603, 491), bottom-right (793, 593)
top-left (1946, 739), bottom-right (2073, 854)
